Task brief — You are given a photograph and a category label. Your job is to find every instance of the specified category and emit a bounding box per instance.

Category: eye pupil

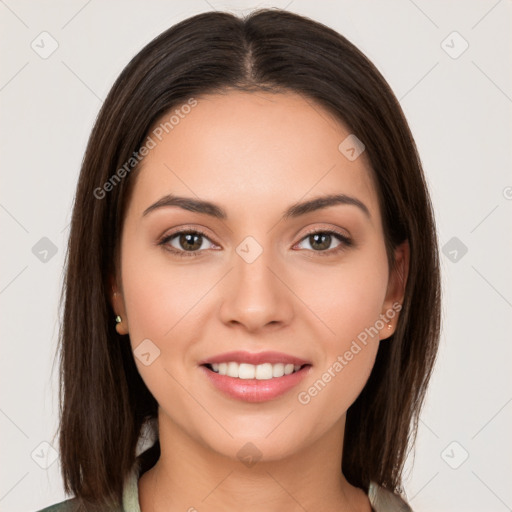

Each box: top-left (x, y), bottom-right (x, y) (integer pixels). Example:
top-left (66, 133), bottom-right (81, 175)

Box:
top-left (310, 233), bottom-right (331, 251)
top-left (180, 233), bottom-right (202, 251)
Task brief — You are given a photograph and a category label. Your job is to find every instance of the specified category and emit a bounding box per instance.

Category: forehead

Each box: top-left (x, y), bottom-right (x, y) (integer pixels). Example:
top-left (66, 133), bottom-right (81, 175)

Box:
top-left (128, 90), bottom-right (381, 224)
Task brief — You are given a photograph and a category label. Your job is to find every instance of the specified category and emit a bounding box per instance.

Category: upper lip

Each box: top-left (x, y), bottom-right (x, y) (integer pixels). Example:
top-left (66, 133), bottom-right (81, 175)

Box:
top-left (199, 351), bottom-right (312, 367)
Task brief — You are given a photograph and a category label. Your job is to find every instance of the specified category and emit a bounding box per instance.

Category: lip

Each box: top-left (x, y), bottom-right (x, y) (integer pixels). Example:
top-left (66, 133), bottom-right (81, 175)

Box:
top-left (198, 350), bottom-right (311, 366)
top-left (199, 364), bottom-right (312, 403)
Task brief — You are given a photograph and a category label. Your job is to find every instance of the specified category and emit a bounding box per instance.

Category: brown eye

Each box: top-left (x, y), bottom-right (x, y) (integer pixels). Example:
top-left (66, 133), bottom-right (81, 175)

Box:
top-left (160, 229), bottom-right (217, 257)
top-left (295, 229), bottom-right (353, 255)
top-left (309, 233), bottom-right (333, 251)
top-left (178, 232), bottom-right (204, 251)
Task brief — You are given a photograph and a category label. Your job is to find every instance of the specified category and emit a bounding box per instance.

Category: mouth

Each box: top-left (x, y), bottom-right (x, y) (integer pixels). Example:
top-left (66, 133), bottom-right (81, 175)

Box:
top-left (199, 360), bottom-right (312, 402)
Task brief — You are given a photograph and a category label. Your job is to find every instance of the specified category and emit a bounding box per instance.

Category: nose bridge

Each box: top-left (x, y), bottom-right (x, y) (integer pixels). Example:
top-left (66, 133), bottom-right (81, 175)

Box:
top-left (219, 234), bottom-right (294, 330)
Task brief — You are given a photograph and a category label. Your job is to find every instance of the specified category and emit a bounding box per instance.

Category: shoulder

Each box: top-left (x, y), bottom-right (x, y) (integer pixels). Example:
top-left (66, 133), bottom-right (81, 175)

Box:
top-left (368, 481), bottom-right (414, 512)
top-left (35, 496), bottom-right (123, 512)
top-left (33, 453), bottom-right (146, 512)
top-left (35, 498), bottom-right (81, 512)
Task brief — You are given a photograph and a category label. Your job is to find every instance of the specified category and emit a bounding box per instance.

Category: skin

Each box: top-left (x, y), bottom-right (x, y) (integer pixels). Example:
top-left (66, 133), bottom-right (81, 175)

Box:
top-left (111, 90), bottom-right (409, 512)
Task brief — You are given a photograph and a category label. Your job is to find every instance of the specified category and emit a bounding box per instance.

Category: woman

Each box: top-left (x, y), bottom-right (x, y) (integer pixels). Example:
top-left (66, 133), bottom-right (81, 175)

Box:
top-left (39, 8), bottom-right (440, 512)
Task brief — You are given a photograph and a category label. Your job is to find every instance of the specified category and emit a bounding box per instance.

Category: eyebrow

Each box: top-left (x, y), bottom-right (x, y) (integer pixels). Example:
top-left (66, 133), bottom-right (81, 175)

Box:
top-left (142, 193), bottom-right (370, 220)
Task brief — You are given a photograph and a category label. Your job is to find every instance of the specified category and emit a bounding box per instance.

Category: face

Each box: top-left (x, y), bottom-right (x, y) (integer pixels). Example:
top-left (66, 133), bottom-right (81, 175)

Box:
top-left (111, 90), bottom-right (408, 462)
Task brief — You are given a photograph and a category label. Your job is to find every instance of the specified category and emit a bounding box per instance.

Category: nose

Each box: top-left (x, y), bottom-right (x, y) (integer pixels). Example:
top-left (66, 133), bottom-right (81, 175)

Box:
top-left (219, 244), bottom-right (294, 333)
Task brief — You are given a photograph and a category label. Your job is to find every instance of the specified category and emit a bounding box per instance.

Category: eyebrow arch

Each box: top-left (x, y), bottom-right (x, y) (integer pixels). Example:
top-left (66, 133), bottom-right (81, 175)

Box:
top-left (142, 193), bottom-right (370, 220)
top-left (283, 193), bottom-right (370, 220)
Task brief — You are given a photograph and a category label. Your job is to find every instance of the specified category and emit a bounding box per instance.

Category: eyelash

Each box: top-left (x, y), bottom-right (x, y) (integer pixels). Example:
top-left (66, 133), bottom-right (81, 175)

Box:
top-left (158, 227), bottom-right (353, 258)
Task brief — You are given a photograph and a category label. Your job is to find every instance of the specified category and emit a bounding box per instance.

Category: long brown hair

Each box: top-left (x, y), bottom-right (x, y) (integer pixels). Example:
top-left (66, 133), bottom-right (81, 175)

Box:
top-left (57, 8), bottom-right (441, 508)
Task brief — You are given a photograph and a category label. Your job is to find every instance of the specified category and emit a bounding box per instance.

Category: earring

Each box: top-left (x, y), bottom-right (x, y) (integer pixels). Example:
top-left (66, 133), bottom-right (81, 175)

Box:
top-left (115, 315), bottom-right (122, 324)
top-left (387, 323), bottom-right (392, 330)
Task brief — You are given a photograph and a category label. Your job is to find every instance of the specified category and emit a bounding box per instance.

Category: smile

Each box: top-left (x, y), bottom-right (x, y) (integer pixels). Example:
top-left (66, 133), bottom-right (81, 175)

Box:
top-left (200, 363), bottom-right (312, 402)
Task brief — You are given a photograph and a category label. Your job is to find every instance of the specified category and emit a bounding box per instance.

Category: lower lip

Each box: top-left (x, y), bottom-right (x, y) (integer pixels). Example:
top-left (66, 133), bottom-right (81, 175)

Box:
top-left (200, 365), bottom-right (312, 403)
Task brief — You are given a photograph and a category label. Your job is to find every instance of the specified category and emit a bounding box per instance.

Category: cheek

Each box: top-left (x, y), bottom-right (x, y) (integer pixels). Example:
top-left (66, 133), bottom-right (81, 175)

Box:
top-left (121, 238), bottom-right (213, 344)
top-left (119, 239), bottom-right (212, 409)
top-left (295, 244), bottom-right (389, 346)
top-left (292, 245), bottom-right (388, 413)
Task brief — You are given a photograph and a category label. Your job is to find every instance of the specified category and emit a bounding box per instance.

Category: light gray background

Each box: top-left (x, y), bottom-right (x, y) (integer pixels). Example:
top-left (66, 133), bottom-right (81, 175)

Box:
top-left (1, 1), bottom-right (511, 511)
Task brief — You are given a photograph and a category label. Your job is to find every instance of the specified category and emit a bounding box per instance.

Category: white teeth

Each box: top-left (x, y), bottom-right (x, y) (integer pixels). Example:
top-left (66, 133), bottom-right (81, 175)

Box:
top-left (272, 363), bottom-right (285, 378)
top-left (240, 363), bottom-right (256, 379)
top-left (209, 362), bottom-right (302, 379)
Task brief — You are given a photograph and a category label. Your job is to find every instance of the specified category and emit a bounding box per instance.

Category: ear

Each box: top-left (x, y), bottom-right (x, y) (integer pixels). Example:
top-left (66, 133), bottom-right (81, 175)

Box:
top-left (379, 240), bottom-right (409, 340)
top-left (110, 274), bottom-right (129, 335)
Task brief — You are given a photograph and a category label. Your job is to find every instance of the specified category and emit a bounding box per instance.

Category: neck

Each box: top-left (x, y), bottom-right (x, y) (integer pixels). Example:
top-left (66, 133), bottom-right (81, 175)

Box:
top-left (138, 411), bottom-right (370, 512)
